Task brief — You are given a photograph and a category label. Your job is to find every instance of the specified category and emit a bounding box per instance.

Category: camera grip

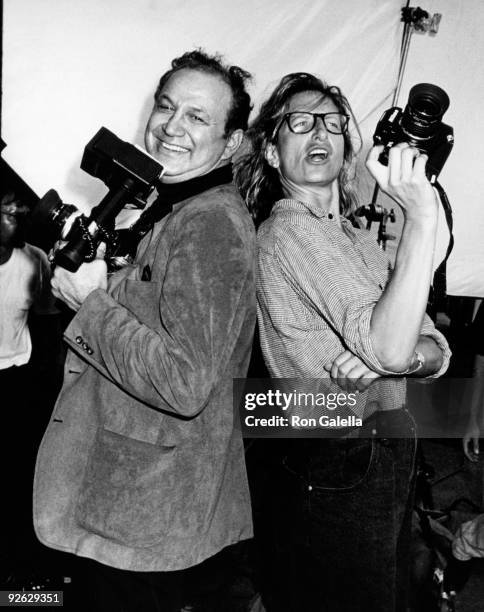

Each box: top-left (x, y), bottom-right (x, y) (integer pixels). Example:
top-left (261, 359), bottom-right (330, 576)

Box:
top-left (55, 235), bottom-right (93, 272)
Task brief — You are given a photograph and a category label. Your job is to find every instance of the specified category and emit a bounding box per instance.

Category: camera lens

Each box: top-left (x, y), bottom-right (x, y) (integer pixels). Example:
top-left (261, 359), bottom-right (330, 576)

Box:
top-left (25, 189), bottom-right (79, 251)
top-left (409, 83), bottom-right (449, 117)
top-left (401, 83), bottom-right (450, 141)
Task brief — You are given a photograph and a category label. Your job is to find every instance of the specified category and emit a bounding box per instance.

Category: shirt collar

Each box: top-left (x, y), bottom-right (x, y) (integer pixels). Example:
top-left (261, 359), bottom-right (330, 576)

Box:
top-left (272, 198), bottom-right (335, 220)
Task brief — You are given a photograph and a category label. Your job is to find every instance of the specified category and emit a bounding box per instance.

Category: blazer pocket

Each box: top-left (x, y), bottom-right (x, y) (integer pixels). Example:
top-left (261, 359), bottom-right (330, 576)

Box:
top-left (76, 428), bottom-right (213, 546)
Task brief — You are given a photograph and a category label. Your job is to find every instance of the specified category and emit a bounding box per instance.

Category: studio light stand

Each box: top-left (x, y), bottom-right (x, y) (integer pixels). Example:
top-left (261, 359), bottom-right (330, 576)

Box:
top-left (356, 3), bottom-right (443, 251)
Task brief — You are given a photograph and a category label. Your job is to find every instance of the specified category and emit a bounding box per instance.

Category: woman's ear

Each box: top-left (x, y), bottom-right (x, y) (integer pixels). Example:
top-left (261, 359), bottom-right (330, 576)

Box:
top-left (265, 142), bottom-right (280, 169)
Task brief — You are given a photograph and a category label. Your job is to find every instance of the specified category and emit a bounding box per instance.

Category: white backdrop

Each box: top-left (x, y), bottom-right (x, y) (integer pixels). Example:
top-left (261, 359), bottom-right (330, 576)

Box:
top-left (2, 0), bottom-right (483, 296)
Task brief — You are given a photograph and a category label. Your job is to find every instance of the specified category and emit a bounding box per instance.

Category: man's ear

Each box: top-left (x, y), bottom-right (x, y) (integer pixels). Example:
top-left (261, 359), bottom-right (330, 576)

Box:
top-left (221, 129), bottom-right (244, 160)
top-left (265, 142), bottom-right (280, 169)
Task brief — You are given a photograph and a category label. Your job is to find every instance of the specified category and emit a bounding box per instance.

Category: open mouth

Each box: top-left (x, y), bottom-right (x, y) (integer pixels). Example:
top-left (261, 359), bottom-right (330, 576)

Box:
top-left (307, 147), bottom-right (330, 162)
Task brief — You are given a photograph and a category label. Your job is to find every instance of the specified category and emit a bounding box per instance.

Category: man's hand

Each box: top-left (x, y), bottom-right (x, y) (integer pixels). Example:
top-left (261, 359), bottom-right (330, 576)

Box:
top-left (462, 357), bottom-right (484, 462)
top-left (366, 143), bottom-right (438, 223)
top-left (51, 259), bottom-right (107, 311)
top-left (324, 350), bottom-right (381, 392)
top-left (463, 418), bottom-right (480, 463)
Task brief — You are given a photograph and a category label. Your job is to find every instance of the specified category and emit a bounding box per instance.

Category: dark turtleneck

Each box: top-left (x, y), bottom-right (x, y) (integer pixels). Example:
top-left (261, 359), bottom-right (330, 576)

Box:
top-left (119, 163), bottom-right (234, 259)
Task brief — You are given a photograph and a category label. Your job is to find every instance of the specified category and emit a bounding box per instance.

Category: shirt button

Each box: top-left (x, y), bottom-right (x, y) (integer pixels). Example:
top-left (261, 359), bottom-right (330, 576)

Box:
top-left (82, 342), bottom-right (89, 351)
top-left (308, 485), bottom-right (313, 491)
top-left (76, 336), bottom-right (82, 344)
top-left (87, 348), bottom-right (93, 355)
top-left (328, 213), bottom-right (334, 219)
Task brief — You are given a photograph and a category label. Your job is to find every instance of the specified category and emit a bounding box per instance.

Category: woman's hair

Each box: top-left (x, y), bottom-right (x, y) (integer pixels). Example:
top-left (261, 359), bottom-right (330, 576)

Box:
top-left (235, 72), bottom-right (361, 225)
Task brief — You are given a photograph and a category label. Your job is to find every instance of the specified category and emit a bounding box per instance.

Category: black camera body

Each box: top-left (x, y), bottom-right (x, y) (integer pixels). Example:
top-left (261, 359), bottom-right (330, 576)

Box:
top-left (28, 127), bottom-right (163, 271)
top-left (373, 83), bottom-right (454, 183)
top-left (80, 127), bottom-right (161, 207)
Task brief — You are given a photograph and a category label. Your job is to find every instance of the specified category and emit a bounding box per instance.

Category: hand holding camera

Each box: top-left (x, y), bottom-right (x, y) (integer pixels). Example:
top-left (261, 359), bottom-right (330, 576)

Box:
top-left (356, 82), bottom-right (453, 250)
top-left (372, 83), bottom-right (453, 184)
top-left (51, 256), bottom-right (108, 312)
top-left (366, 142), bottom-right (439, 223)
top-left (364, 82), bottom-right (453, 227)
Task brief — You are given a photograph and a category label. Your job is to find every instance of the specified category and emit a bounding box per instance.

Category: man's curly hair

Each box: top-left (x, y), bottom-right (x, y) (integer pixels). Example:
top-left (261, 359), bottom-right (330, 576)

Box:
top-left (155, 49), bottom-right (253, 136)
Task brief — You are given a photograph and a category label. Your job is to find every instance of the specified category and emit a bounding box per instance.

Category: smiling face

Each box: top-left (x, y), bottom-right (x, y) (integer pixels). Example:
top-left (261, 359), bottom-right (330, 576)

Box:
top-left (265, 90), bottom-right (345, 197)
top-left (144, 68), bottom-right (241, 184)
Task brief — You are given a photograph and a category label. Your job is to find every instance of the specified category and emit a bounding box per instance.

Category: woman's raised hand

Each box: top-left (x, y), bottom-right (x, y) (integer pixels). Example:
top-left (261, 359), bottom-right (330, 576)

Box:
top-left (366, 142), bottom-right (439, 223)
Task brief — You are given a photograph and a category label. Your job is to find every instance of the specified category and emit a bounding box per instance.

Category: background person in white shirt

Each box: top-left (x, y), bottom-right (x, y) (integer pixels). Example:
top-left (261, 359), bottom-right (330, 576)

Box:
top-left (0, 189), bottom-right (59, 586)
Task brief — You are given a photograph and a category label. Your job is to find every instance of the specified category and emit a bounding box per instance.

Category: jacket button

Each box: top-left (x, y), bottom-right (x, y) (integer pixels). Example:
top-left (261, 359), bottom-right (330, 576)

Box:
top-left (82, 342), bottom-right (89, 351)
top-left (87, 348), bottom-right (93, 355)
top-left (76, 336), bottom-right (82, 344)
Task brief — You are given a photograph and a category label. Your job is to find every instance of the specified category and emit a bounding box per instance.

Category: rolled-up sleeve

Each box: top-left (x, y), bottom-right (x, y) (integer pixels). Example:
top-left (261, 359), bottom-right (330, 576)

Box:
top-left (273, 222), bottom-right (449, 378)
top-left (419, 314), bottom-right (451, 377)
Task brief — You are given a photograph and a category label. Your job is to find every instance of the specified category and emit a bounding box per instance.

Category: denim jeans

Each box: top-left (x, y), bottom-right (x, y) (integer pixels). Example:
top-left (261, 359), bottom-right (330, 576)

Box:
top-left (258, 410), bottom-right (417, 612)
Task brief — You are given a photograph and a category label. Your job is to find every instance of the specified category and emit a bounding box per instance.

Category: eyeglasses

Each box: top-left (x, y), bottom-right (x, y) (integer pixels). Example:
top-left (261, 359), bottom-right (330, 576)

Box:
top-left (272, 111), bottom-right (350, 140)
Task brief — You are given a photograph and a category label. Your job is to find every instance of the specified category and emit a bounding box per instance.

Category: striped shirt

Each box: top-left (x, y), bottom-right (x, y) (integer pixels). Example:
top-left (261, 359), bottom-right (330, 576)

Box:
top-left (257, 198), bottom-right (451, 418)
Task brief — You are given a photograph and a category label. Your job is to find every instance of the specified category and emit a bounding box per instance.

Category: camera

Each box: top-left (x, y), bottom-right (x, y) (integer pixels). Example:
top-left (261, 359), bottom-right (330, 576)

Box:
top-left (373, 83), bottom-right (454, 183)
top-left (27, 127), bottom-right (163, 272)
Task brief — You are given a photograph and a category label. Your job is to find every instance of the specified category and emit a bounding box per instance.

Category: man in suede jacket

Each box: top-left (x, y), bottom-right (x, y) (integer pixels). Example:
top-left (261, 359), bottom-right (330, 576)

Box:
top-left (33, 51), bottom-right (256, 610)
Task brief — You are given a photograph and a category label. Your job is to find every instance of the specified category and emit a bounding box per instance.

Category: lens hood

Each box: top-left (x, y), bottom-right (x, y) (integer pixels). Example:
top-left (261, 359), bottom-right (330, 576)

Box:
top-left (408, 83), bottom-right (450, 121)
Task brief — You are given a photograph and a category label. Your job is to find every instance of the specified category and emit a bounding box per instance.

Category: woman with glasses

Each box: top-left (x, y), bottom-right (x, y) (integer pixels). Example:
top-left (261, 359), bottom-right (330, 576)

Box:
top-left (236, 73), bottom-right (450, 611)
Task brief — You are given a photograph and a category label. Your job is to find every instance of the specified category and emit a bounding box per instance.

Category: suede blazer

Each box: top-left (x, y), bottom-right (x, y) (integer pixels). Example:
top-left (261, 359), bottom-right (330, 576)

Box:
top-left (33, 183), bottom-right (256, 571)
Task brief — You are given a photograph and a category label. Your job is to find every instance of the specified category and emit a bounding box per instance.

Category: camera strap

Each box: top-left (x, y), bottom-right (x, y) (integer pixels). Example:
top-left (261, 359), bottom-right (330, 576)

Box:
top-left (428, 181), bottom-right (454, 315)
